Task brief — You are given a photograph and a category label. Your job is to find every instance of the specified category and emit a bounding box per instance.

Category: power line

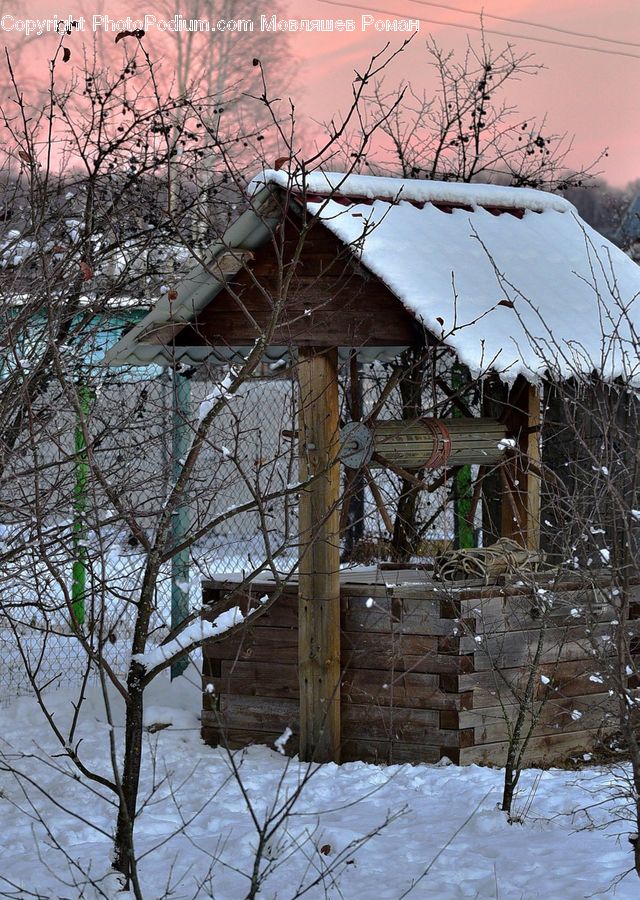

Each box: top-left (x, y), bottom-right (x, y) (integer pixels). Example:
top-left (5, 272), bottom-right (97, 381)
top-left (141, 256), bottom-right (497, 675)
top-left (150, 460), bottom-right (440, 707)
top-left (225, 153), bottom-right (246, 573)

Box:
top-left (318, 0), bottom-right (640, 61)
top-left (408, 0), bottom-right (640, 50)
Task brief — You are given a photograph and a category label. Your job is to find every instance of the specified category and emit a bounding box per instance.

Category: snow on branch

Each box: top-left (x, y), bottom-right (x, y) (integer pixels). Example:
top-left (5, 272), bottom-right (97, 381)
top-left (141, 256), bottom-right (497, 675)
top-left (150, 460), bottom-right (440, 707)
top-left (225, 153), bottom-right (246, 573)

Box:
top-left (133, 606), bottom-right (246, 672)
top-left (197, 369), bottom-right (236, 424)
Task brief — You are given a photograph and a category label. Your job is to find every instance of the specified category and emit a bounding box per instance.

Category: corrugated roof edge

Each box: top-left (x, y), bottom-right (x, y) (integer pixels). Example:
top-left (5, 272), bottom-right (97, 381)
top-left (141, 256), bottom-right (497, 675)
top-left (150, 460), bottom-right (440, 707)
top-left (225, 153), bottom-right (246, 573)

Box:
top-left (102, 184), bottom-right (280, 367)
top-left (247, 169), bottom-right (574, 215)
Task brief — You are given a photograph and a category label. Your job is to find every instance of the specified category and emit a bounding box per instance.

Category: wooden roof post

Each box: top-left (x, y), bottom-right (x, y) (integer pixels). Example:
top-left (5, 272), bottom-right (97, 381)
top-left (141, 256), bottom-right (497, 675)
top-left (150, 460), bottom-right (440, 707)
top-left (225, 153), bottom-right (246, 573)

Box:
top-left (500, 379), bottom-right (541, 550)
top-left (297, 347), bottom-right (341, 762)
top-left (524, 384), bottom-right (541, 552)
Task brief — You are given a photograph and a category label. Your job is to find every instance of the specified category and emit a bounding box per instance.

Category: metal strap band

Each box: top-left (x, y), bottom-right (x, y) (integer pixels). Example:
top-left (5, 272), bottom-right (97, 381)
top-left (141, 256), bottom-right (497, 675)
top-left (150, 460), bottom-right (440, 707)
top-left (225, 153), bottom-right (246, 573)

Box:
top-left (422, 418), bottom-right (452, 469)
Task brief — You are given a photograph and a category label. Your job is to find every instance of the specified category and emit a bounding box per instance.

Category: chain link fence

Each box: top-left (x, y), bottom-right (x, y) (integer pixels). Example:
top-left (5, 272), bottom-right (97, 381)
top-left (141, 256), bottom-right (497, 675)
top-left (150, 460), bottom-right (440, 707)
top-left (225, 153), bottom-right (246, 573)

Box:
top-left (0, 360), bottom-right (454, 701)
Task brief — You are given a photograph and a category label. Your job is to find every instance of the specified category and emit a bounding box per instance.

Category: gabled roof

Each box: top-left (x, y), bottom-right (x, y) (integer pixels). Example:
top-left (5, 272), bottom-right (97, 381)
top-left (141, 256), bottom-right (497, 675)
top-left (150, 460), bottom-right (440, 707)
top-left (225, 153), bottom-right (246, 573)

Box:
top-left (104, 185), bottom-right (282, 368)
top-left (106, 170), bottom-right (640, 383)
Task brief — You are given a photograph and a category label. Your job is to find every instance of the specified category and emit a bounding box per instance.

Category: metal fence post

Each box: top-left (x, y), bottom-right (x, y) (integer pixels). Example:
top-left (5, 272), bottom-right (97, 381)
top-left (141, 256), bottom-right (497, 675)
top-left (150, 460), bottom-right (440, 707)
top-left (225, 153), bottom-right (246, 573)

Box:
top-left (171, 372), bottom-right (192, 679)
top-left (72, 381), bottom-right (92, 626)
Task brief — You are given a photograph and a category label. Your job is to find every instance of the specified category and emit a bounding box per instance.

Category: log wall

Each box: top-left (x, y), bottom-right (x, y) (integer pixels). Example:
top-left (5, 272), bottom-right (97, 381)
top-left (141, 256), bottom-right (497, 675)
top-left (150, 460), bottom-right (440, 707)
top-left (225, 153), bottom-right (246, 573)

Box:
top-left (201, 571), bottom-right (639, 766)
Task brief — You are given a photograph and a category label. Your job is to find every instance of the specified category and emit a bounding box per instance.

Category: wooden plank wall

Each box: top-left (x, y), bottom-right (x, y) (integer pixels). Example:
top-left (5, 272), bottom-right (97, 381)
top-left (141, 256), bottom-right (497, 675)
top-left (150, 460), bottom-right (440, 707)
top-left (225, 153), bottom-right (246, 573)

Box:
top-left (201, 576), bottom-right (638, 767)
top-left (173, 218), bottom-right (424, 350)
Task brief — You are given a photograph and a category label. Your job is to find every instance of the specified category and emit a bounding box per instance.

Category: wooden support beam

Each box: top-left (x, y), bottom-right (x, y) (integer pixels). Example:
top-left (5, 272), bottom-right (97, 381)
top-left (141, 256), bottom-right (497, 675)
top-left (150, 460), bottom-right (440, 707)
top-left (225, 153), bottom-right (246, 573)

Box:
top-left (364, 468), bottom-right (394, 534)
top-left (481, 376), bottom-right (509, 544)
top-left (297, 348), bottom-right (341, 762)
top-left (524, 384), bottom-right (541, 551)
top-left (500, 379), bottom-right (541, 550)
top-left (208, 249), bottom-right (254, 279)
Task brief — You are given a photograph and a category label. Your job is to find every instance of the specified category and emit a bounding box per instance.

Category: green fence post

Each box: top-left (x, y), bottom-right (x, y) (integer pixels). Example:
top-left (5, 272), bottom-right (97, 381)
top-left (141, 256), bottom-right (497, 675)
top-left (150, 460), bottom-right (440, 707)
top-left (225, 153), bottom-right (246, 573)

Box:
top-left (72, 382), bottom-right (92, 626)
top-left (452, 363), bottom-right (475, 550)
top-left (171, 372), bottom-right (191, 679)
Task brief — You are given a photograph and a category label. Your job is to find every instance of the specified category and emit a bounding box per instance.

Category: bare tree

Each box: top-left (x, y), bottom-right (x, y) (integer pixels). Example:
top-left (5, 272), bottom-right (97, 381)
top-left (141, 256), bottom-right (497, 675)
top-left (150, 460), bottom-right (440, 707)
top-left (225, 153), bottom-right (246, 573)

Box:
top-left (539, 376), bottom-right (640, 874)
top-left (336, 32), bottom-right (603, 189)
top-left (0, 34), bottom-right (410, 894)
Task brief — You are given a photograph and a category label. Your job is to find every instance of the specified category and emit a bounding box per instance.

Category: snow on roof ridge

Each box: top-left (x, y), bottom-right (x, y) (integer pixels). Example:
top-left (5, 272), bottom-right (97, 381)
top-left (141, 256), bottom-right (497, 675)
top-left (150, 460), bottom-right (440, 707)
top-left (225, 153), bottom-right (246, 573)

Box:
top-left (248, 169), bottom-right (574, 214)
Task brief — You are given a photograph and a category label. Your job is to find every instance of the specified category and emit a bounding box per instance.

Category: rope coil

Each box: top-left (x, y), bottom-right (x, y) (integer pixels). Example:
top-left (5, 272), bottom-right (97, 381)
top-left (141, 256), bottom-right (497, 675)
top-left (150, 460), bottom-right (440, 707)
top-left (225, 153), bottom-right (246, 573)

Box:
top-left (435, 537), bottom-right (547, 582)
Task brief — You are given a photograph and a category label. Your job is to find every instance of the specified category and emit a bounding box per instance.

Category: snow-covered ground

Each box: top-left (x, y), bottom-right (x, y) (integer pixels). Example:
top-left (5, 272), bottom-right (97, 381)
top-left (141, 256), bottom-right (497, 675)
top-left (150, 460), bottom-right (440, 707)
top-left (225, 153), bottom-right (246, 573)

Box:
top-left (1, 670), bottom-right (638, 899)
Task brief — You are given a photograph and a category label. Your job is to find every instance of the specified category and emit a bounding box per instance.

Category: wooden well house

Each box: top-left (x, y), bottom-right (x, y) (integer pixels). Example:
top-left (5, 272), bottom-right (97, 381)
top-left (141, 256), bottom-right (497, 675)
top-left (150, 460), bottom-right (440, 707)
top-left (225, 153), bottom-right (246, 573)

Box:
top-left (108, 171), bottom-right (640, 766)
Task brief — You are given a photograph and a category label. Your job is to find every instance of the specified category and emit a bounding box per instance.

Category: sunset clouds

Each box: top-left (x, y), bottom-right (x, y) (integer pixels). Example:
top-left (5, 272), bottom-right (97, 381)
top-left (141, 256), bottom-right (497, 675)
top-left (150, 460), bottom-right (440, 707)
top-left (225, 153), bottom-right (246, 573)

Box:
top-left (4, 0), bottom-right (639, 184)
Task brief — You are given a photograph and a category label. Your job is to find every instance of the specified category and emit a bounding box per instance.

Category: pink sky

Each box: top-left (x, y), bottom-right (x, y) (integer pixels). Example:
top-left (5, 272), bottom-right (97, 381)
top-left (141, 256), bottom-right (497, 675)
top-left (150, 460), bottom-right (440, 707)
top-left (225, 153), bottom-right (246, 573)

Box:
top-left (291, 0), bottom-right (640, 186)
top-left (3, 0), bottom-right (639, 186)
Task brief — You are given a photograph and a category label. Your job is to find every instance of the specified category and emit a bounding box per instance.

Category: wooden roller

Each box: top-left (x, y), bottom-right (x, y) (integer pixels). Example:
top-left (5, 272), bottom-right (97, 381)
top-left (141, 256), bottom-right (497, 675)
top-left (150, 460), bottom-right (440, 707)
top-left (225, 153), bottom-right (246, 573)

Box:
top-left (340, 418), bottom-right (508, 470)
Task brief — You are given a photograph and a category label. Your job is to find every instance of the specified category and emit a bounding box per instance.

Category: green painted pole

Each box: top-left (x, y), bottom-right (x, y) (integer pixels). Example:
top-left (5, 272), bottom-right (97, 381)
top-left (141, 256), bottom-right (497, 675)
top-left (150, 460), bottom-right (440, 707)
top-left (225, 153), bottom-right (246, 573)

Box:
top-left (171, 372), bottom-right (191, 679)
top-left (452, 363), bottom-right (475, 549)
top-left (72, 382), bottom-right (92, 626)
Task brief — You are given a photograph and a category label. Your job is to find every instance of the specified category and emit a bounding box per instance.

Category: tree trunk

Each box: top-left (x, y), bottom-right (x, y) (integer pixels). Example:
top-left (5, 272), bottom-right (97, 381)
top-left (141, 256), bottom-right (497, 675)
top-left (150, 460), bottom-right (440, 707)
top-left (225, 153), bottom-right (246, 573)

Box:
top-left (501, 615), bottom-right (548, 818)
top-left (341, 355), bottom-right (365, 562)
top-left (113, 671), bottom-right (145, 896)
top-left (391, 350), bottom-right (425, 561)
top-left (501, 759), bottom-right (517, 816)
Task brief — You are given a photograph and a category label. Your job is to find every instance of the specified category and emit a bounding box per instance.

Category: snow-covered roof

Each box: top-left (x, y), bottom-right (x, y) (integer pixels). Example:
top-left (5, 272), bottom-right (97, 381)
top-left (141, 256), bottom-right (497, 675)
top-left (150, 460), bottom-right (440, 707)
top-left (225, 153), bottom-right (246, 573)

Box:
top-left (248, 169), bottom-right (573, 213)
top-left (106, 170), bottom-right (640, 383)
top-left (249, 170), bottom-right (640, 383)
